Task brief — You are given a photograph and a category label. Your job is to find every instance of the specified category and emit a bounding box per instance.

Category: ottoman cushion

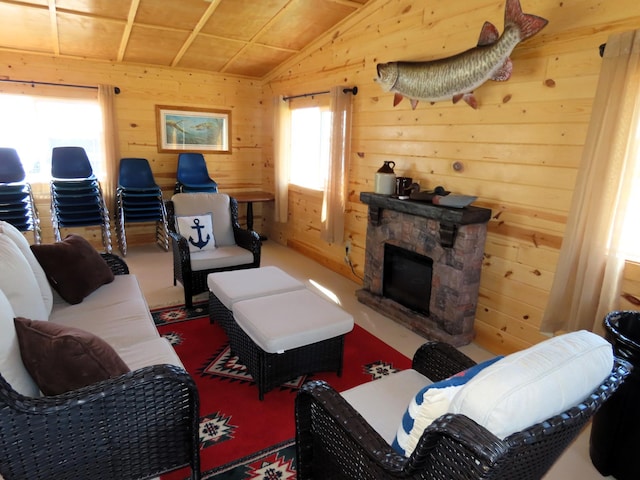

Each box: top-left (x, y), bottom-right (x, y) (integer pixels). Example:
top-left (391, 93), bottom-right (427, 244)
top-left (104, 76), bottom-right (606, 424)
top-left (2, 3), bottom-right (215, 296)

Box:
top-left (233, 289), bottom-right (354, 353)
top-left (208, 266), bottom-right (305, 309)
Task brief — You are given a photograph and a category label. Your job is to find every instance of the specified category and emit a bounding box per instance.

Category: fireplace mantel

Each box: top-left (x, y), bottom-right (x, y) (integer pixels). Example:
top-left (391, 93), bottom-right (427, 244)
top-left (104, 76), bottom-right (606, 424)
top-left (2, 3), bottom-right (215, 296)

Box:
top-left (360, 192), bottom-right (492, 248)
top-left (357, 192), bottom-right (491, 346)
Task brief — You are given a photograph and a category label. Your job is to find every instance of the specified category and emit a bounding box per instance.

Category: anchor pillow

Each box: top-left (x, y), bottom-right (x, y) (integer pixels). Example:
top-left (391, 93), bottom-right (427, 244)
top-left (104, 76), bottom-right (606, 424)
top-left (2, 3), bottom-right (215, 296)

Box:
top-left (176, 213), bottom-right (217, 253)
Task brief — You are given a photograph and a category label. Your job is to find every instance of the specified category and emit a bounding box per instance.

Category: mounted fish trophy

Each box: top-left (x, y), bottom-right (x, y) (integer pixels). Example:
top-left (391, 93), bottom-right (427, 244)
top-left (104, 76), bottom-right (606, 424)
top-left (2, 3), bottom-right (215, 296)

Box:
top-left (375, 0), bottom-right (548, 110)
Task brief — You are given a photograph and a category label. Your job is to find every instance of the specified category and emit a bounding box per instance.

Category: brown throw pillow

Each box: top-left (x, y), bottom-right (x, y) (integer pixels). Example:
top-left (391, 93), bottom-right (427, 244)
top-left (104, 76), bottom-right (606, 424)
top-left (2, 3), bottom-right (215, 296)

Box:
top-left (13, 317), bottom-right (130, 396)
top-left (30, 234), bottom-right (114, 304)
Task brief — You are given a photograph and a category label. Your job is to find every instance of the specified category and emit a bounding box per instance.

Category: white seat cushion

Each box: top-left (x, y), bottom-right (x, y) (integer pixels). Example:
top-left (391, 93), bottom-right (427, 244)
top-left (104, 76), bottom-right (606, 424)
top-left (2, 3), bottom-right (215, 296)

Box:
top-left (208, 266), bottom-right (305, 309)
top-left (172, 193), bottom-right (235, 246)
top-left (0, 289), bottom-right (40, 397)
top-left (116, 337), bottom-right (184, 371)
top-left (49, 275), bottom-right (160, 351)
top-left (232, 289), bottom-right (354, 353)
top-left (0, 221), bottom-right (53, 315)
top-left (450, 330), bottom-right (613, 439)
top-left (342, 369), bottom-right (432, 445)
top-left (189, 245), bottom-right (254, 271)
top-left (0, 233), bottom-right (48, 321)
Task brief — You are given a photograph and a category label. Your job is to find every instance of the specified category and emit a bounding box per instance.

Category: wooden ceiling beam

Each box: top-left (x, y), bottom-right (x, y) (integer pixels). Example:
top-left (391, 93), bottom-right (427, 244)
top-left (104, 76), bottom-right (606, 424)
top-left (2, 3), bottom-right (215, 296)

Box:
top-left (329, 0), bottom-right (365, 8)
top-left (47, 0), bottom-right (59, 55)
top-left (171, 0), bottom-right (223, 67)
top-left (117, 0), bottom-right (140, 62)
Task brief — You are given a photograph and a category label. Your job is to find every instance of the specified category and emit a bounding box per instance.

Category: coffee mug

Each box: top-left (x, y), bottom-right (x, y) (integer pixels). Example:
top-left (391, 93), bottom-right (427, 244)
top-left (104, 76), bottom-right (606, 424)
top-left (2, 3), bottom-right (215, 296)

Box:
top-left (396, 177), bottom-right (413, 198)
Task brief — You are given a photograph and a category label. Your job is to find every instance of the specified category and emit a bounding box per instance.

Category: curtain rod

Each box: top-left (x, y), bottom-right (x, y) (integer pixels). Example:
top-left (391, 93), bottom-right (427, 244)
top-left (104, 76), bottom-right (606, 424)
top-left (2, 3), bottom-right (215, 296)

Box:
top-left (283, 86), bottom-right (357, 101)
top-left (0, 79), bottom-right (120, 94)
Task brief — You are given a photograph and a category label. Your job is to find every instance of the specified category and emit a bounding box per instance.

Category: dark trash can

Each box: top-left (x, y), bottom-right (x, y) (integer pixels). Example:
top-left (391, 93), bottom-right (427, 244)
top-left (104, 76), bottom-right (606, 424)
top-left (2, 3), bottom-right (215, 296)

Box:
top-left (590, 310), bottom-right (640, 479)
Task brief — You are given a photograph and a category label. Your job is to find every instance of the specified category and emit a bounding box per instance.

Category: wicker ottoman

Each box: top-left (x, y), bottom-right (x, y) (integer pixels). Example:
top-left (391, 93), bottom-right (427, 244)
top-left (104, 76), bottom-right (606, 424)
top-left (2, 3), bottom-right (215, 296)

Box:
top-left (208, 266), bottom-right (306, 347)
top-left (232, 289), bottom-right (354, 400)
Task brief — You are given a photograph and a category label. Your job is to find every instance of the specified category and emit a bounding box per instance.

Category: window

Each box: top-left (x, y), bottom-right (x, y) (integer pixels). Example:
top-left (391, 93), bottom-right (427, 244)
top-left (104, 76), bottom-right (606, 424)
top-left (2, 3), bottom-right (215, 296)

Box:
top-left (0, 92), bottom-right (104, 183)
top-left (288, 98), bottom-right (331, 191)
top-left (619, 123), bottom-right (640, 262)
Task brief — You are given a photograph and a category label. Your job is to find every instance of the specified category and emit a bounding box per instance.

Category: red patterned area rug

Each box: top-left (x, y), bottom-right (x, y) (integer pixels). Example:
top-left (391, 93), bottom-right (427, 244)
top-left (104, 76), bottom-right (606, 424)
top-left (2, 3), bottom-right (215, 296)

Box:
top-left (152, 301), bottom-right (411, 480)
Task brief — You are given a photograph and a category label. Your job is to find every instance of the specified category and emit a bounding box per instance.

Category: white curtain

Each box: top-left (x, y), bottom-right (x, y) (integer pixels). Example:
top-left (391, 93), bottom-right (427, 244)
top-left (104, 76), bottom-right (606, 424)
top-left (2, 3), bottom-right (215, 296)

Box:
top-left (541, 30), bottom-right (640, 334)
top-left (320, 86), bottom-right (353, 244)
top-left (98, 85), bottom-right (121, 215)
top-left (273, 95), bottom-right (290, 223)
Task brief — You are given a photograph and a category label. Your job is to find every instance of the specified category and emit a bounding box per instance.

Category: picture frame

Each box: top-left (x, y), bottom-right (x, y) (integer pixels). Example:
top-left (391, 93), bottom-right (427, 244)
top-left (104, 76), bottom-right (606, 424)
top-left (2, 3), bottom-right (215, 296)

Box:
top-left (156, 105), bottom-right (231, 153)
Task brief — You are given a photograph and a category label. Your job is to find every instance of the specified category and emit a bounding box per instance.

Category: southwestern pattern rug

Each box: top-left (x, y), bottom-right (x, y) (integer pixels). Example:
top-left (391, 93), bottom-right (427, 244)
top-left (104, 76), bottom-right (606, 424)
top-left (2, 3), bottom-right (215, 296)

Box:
top-left (152, 301), bottom-right (412, 480)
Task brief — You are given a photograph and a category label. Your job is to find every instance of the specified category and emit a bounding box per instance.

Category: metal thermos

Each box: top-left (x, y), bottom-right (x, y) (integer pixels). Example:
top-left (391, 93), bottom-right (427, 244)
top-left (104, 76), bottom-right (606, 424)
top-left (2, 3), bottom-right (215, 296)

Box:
top-left (375, 161), bottom-right (396, 195)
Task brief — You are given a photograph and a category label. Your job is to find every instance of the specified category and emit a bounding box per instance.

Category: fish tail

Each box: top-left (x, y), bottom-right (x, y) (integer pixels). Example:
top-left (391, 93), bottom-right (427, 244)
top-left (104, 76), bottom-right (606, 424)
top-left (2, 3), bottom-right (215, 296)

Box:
top-left (505, 0), bottom-right (548, 41)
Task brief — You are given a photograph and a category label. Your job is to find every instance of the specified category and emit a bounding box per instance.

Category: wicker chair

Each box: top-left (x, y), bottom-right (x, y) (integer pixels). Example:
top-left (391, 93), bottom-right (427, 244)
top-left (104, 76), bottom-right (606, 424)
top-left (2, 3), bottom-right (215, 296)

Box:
top-left (0, 254), bottom-right (201, 480)
top-left (295, 342), bottom-right (630, 480)
top-left (166, 193), bottom-right (261, 308)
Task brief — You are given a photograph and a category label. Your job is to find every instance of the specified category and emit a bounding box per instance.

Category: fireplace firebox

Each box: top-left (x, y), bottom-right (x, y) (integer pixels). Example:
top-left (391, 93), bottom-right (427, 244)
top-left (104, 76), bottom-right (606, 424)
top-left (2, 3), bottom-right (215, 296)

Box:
top-left (357, 192), bottom-right (491, 346)
top-left (383, 243), bottom-right (432, 316)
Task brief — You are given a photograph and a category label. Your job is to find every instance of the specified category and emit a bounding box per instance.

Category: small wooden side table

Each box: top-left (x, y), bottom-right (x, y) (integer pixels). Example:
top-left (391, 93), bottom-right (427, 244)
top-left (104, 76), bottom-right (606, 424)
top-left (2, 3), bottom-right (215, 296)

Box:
top-left (231, 191), bottom-right (275, 237)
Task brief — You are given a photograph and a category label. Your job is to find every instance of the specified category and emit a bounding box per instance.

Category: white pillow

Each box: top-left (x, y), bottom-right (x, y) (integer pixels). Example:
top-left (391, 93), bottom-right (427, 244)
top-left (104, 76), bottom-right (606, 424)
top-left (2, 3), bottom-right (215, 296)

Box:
top-left (392, 356), bottom-right (502, 456)
top-left (0, 220), bottom-right (53, 315)
top-left (0, 289), bottom-right (40, 397)
top-left (176, 214), bottom-right (216, 252)
top-left (0, 234), bottom-right (48, 320)
top-left (172, 193), bottom-right (236, 246)
top-left (449, 330), bottom-right (613, 439)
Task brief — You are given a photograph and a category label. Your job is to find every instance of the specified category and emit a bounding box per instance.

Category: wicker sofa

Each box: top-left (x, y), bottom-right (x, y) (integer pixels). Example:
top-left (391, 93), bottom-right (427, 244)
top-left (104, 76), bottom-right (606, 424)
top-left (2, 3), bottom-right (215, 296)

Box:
top-left (0, 220), bottom-right (200, 480)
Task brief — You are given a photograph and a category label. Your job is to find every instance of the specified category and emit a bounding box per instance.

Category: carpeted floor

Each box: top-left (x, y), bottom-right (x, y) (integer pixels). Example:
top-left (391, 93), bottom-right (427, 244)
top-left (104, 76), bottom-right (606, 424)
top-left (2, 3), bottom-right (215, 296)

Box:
top-left (152, 301), bottom-right (412, 480)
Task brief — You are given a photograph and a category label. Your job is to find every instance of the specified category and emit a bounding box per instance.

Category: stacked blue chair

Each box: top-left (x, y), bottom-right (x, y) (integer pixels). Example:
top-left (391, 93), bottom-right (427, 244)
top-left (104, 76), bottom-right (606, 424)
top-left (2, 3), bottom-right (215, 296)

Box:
top-left (174, 153), bottom-right (218, 193)
top-left (0, 148), bottom-right (41, 244)
top-left (115, 157), bottom-right (169, 256)
top-left (50, 146), bottom-right (112, 252)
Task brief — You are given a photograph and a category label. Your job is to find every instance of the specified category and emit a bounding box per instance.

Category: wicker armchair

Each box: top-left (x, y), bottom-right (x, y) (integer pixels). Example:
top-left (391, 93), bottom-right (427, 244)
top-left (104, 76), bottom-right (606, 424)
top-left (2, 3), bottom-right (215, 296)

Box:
top-left (166, 194), bottom-right (261, 308)
top-left (0, 253), bottom-right (201, 480)
top-left (295, 342), bottom-right (630, 480)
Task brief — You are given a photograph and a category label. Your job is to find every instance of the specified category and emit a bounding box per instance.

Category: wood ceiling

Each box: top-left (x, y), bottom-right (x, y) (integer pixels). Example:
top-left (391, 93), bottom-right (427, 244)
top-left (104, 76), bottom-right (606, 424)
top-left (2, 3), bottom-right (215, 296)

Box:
top-left (0, 0), bottom-right (370, 79)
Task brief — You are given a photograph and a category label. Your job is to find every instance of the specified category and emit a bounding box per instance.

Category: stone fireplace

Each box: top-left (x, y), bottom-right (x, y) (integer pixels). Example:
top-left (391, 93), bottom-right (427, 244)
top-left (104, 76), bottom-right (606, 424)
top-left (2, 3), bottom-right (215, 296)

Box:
top-left (357, 192), bottom-right (491, 346)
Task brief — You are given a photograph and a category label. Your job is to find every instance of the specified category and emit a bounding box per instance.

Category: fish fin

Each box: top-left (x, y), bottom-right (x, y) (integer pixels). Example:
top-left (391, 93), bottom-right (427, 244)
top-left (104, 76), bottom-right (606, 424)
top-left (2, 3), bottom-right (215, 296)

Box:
top-left (410, 99), bottom-right (419, 110)
top-left (505, 0), bottom-right (548, 41)
top-left (478, 21), bottom-right (500, 46)
top-left (393, 93), bottom-right (404, 106)
top-left (491, 58), bottom-right (513, 81)
top-left (452, 94), bottom-right (464, 104)
top-left (463, 94), bottom-right (478, 109)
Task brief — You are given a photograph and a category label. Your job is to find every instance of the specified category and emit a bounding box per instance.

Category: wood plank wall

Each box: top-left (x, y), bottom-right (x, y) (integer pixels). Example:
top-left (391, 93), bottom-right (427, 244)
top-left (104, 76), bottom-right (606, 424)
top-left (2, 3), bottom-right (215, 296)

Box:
top-left (0, 52), bottom-right (264, 249)
top-left (262, 0), bottom-right (640, 354)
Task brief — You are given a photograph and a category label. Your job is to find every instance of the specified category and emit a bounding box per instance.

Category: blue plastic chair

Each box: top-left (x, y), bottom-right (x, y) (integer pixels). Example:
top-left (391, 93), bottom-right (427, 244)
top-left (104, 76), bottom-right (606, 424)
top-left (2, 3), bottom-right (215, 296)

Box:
top-left (50, 146), bottom-right (111, 252)
top-left (0, 147), bottom-right (41, 243)
top-left (51, 146), bottom-right (96, 180)
top-left (115, 158), bottom-right (168, 255)
top-left (175, 153), bottom-right (218, 193)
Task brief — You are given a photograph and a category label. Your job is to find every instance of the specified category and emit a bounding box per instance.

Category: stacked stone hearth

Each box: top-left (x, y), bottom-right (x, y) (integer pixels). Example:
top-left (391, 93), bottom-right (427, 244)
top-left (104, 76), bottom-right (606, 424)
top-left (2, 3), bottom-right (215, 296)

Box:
top-left (357, 193), bottom-right (491, 346)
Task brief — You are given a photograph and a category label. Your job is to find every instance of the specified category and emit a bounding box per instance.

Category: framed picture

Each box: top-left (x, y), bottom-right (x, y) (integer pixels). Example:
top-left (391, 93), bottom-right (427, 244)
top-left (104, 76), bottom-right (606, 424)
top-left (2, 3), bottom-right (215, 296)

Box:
top-left (156, 105), bottom-right (231, 153)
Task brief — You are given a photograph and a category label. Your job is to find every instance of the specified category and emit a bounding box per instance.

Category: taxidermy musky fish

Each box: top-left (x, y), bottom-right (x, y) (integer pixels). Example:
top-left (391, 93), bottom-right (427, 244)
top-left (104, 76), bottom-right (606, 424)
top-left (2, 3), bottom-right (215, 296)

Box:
top-left (375, 0), bottom-right (548, 109)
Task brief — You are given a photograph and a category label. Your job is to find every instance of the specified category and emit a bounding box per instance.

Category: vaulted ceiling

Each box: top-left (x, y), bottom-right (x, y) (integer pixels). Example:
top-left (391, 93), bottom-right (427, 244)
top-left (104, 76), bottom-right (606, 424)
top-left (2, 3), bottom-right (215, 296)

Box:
top-left (0, 0), bottom-right (370, 79)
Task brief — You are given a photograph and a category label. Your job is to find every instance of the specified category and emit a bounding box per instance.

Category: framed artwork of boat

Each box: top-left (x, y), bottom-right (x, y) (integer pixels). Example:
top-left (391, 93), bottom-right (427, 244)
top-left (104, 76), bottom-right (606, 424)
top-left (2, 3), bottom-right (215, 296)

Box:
top-left (156, 105), bottom-right (231, 153)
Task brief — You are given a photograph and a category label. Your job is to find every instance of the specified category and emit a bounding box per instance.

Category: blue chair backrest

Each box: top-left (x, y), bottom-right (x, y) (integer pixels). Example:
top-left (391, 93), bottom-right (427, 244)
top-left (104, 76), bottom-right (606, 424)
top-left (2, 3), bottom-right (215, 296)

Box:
top-left (0, 148), bottom-right (26, 183)
top-left (177, 153), bottom-right (211, 184)
top-left (51, 147), bottom-right (94, 179)
top-left (119, 158), bottom-right (158, 189)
